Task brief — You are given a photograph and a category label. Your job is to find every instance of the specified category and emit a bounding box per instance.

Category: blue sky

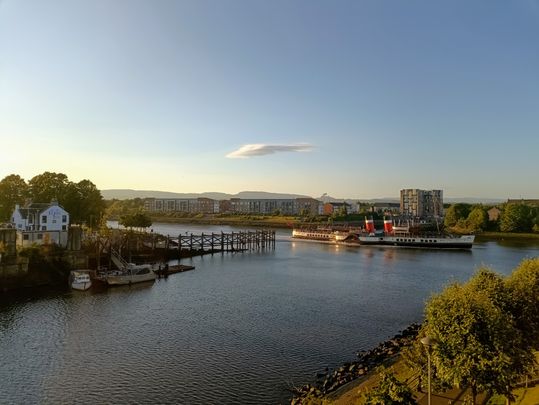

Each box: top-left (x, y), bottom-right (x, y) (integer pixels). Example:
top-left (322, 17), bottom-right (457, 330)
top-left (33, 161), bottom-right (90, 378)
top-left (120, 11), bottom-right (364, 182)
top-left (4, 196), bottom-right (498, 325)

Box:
top-left (1, 0), bottom-right (538, 199)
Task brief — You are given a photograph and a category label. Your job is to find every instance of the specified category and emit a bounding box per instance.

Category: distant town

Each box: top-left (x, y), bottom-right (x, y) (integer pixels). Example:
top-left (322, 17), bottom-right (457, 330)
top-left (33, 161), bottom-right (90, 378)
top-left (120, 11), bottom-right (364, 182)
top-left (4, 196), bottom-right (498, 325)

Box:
top-left (142, 189), bottom-right (445, 218)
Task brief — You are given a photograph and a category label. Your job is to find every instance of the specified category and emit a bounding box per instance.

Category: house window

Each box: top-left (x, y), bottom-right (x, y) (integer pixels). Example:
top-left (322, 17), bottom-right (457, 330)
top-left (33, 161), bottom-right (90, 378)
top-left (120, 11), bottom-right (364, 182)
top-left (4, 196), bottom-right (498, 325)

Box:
top-left (37, 234), bottom-right (43, 240)
top-left (42, 226), bottom-right (47, 231)
top-left (62, 225), bottom-right (67, 231)
top-left (62, 215), bottom-right (67, 223)
top-left (23, 234), bottom-right (29, 240)
top-left (41, 215), bottom-right (47, 223)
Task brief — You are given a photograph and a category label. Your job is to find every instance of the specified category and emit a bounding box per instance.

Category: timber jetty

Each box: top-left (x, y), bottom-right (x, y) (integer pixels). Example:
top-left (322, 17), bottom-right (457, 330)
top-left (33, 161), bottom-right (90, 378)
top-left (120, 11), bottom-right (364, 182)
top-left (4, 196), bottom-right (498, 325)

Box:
top-left (84, 229), bottom-right (276, 269)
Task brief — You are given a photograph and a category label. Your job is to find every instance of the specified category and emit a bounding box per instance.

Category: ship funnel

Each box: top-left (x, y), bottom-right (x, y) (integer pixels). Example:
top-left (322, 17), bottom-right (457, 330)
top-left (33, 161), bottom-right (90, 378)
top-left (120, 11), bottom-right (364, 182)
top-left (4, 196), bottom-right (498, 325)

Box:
top-left (365, 217), bottom-right (375, 234)
top-left (383, 218), bottom-right (393, 234)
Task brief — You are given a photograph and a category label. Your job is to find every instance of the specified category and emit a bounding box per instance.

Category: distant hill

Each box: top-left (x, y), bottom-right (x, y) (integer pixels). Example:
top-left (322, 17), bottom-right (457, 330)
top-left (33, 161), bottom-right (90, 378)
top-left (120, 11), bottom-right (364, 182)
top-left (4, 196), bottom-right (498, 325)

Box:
top-left (101, 189), bottom-right (310, 200)
top-left (101, 189), bottom-right (505, 205)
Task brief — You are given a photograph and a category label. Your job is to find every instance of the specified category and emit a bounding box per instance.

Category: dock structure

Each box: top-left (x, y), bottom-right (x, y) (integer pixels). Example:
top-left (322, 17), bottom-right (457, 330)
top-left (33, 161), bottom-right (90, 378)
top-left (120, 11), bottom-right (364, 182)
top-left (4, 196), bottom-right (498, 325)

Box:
top-left (165, 230), bottom-right (276, 253)
top-left (83, 229), bottom-right (276, 269)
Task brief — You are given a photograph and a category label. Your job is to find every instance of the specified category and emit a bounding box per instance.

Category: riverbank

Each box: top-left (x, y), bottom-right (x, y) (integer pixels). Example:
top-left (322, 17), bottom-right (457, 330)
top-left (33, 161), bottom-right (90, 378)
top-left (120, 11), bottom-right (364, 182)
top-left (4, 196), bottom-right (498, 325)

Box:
top-left (149, 214), bottom-right (301, 229)
top-left (149, 216), bottom-right (539, 241)
top-left (290, 323), bottom-right (421, 404)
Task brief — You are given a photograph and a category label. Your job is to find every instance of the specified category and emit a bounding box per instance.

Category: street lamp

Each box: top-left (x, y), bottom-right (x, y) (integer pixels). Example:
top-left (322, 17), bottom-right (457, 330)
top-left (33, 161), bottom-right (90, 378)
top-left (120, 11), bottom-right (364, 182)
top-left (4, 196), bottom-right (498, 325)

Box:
top-left (421, 336), bottom-right (435, 405)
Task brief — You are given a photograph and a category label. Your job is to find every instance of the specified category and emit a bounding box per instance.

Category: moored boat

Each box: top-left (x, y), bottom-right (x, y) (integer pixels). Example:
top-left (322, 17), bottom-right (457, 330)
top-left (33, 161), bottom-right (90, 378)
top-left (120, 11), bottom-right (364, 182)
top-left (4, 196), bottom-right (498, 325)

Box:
top-left (292, 227), bottom-right (336, 242)
top-left (105, 264), bottom-right (157, 286)
top-left (69, 270), bottom-right (92, 291)
top-left (359, 217), bottom-right (475, 249)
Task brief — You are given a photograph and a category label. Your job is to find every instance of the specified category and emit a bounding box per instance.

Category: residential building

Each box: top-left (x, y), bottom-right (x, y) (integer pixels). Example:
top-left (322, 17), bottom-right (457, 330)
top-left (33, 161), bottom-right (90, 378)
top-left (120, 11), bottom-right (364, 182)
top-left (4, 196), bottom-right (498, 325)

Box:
top-left (368, 202), bottom-right (401, 215)
top-left (144, 198), bottom-right (219, 214)
top-left (487, 207), bottom-right (501, 222)
top-left (11, 200), bottom-right (70, 247)
top-left (145, 197), bottom-right (322, 216)
top-left (400, 189), bottom-right (443, 219)
top-left (323, 202), bottom-right (351, 215)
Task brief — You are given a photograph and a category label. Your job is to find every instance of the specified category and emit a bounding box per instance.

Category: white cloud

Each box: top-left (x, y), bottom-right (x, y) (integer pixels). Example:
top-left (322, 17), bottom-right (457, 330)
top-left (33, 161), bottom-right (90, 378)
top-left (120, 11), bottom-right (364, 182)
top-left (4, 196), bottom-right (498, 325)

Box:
top-left (226, 143), bottom-right (313, 158)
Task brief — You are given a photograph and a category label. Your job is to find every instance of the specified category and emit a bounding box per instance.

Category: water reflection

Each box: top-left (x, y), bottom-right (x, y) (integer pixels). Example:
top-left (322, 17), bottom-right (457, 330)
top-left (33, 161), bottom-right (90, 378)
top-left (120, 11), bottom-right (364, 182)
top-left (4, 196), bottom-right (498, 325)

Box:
top-left (1, 225), bottom-right (538, 404)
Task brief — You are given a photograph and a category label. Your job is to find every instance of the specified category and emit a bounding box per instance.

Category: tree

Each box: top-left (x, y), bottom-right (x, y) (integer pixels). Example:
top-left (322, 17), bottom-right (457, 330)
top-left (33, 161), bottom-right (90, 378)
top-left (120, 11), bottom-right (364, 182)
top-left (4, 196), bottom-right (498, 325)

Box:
top-left (0, 174), bottom-right (29, 221)
top-left (63, 179), bottom-right (105, 226)
top-left (120, 211), bottom-right (152, 229)
top-left (444, 204), bottom-right (471, 227)
top-left (423, 269), bottom-right (533, 404)
top-left (500, 204), bottom-right (532, 232)
top-left (506, 258), bottom-right (539, 349)
top-left (364, 369), bottom-right (415, 405)
top-left (28, 172), bottom-right (70, 203)
top-left (466, 206), bottom-right (488, 232)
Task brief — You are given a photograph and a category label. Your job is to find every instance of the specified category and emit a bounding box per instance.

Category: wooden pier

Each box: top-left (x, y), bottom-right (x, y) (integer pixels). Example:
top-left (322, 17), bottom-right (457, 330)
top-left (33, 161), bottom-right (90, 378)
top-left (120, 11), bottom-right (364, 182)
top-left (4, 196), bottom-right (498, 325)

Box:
top-left (164, 230), bottom-right (276, 252)
top-left (83, 229), bottom-right (276, 269)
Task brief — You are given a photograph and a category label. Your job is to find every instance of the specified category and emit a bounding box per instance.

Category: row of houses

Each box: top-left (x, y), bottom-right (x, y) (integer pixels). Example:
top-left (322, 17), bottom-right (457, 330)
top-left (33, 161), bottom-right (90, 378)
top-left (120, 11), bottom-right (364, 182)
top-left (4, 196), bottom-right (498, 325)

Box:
top-left (143, 197), bottom-right (362, 216)
top-left (143, 189), bottom-right (442, 218)
top-left (144, 198), bottom-right (408, 216)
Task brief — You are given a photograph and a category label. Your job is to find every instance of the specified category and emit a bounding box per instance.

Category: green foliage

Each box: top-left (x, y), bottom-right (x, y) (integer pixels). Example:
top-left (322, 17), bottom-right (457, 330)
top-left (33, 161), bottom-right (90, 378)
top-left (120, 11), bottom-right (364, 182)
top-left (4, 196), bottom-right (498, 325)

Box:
top-left (28, 172), bottom-right (71, 203)
top-left (506, 258), bottom-right (539, 349)
top-left (0, 174), bottom-right (29, 221)
top-left (364, 369), bottom-right (415, 405)
top-left (466, 206), bottom-right (488, 232)
top-left (424, 268), bottom-right (534, 402)
top-left (105, 198), bottom-right (145, 220)
top-left (0, 172), bottom-right (105, 227)
top-left (500, 204), bottom-right (532, 232)
top-left (119, 211), bottom-right (152, 229)
top-left (444, 204), bottom-right (472, 227)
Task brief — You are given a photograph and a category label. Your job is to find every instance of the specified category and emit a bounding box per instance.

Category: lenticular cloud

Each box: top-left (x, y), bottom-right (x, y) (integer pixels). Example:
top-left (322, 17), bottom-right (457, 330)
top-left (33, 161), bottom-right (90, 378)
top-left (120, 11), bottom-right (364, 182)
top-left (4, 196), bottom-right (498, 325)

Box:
top-left (226, 143), bottom-right (313, 158)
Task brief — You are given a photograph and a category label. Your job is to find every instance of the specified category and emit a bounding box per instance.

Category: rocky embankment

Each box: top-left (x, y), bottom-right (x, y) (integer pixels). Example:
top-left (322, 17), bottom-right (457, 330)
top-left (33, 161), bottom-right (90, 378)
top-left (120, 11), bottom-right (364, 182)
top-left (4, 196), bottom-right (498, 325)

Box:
top-left (290, 323), bottom-right (421, 404)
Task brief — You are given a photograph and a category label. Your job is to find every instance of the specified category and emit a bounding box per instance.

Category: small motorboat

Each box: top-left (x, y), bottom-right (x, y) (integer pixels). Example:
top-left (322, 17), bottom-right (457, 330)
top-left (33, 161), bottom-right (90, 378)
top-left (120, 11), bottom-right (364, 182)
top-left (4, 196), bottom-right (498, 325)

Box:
top-left (69, 271), bottom-right (92, 291)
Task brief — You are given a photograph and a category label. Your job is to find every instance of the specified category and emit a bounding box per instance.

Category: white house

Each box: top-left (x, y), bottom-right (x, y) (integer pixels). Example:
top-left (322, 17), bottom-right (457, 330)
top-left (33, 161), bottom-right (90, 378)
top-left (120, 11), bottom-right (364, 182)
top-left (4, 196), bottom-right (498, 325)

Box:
top-left (11, 200), bottom-right (70, 247)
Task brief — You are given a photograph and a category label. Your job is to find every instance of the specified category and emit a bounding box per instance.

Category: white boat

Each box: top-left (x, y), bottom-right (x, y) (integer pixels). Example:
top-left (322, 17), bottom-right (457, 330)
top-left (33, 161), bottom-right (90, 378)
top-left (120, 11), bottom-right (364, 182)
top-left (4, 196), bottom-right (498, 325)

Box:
top-left (358, 234), bottom-right (475, 249)
top-left (292, 228), bottom-right (336, 241)
top-left (102, 248), bottom-right (157, 286)
top-left (105, 264), bottom-right (157, 286)
top-left (359, 217), bottom-right (475, 249)
top-left (70, 271), bottom-right (92, 291)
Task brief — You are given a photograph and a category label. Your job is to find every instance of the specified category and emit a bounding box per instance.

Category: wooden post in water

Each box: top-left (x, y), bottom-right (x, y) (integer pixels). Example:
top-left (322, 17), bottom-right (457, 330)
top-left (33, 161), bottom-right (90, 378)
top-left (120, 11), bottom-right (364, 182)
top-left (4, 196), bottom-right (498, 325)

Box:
top-left (221, 231), bottom-right (224, 253)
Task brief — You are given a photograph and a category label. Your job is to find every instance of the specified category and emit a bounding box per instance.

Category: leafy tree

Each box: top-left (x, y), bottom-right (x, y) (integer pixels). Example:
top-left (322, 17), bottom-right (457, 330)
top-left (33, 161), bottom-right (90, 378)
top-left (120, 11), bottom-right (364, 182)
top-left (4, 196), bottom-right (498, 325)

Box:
top-left (423, 269), bottom-right (533, 404)
top-left (466, 206), bottom-right (488, 232)
top-left (104, 198), bottom-right (145, 220)
top-left (506, 258), bottom-right (539, 349)
top-left (28, 172), bottom-right (70, 203)
top-left (500, 204), bottom-right (532, 232)
top-left (364, 369), bottom-right (415, 405)
top-left (63, 179), bottom-right (105, 226)
top-left (120, 211), bottom-right (152, 229)
top-left (444, 204), bottom-right (471, 227)
top-left (0, 174), bottom-right (29, 221)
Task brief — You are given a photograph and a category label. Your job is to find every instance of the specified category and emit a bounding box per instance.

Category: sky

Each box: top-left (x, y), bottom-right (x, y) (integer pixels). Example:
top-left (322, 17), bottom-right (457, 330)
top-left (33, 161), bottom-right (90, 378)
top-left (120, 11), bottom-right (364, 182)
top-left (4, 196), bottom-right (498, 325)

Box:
top-left (1, 0), bottom-right (538, 199)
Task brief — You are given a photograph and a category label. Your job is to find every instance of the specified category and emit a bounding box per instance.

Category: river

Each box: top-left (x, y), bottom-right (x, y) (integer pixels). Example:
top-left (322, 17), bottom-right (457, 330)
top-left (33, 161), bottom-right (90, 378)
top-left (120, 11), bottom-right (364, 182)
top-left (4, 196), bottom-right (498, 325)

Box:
top-left (1, 223), bottom-right (538, 404)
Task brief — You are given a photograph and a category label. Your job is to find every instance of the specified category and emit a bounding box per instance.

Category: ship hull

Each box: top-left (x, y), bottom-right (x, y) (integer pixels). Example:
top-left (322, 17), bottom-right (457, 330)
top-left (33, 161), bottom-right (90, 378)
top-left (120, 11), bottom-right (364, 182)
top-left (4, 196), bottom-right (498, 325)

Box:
top-left (358, 235), bottom-right (474, 249)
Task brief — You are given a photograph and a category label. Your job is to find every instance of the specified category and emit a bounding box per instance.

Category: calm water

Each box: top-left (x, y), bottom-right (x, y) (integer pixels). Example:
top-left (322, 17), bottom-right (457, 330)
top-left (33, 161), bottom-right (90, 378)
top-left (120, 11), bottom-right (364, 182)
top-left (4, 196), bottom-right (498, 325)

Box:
top-left (1, 223), bottom-right (539, 404)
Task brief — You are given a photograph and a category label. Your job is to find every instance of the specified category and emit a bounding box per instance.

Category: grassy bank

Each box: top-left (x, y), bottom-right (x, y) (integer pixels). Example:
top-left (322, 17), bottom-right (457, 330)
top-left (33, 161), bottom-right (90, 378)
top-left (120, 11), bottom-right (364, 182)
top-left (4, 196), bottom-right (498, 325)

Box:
top-left (477, 231), bottom-right (539, 240)
top-left (149, 214), bottom-right (302, 229)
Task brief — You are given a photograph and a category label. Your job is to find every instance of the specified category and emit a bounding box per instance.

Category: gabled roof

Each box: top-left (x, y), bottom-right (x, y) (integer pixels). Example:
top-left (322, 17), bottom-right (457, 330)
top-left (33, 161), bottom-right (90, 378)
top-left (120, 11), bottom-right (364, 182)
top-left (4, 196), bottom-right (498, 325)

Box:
top-left (16, 202), bottom-right (66, 219)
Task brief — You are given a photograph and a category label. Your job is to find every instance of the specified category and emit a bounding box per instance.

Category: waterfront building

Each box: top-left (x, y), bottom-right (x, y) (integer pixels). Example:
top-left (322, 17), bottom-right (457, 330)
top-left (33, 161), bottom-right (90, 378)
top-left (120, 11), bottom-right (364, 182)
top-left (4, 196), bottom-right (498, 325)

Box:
top-left (507, 199), bottom-right (539, 206)
top-left (228, 198), bottom-right (296, 215)
top-left (323, 202), bottom-right (351, 215)
top-left (145, 197), bottom-right (321, 216)
top-left (11, 200), bottom-right (70, 247)
top-left (144, 198), bottom-right (219, 214)
top-left (367, 202), bottom-right (401, 215)
top-left (400, 189), bottom-right (443, 219)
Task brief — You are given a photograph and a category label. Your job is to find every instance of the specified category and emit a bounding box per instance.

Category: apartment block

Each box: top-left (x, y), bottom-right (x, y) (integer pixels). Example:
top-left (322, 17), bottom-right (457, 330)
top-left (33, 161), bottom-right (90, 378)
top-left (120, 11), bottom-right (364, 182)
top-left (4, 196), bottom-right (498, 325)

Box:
top-left (400, 189), bottom-right (443, 218)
